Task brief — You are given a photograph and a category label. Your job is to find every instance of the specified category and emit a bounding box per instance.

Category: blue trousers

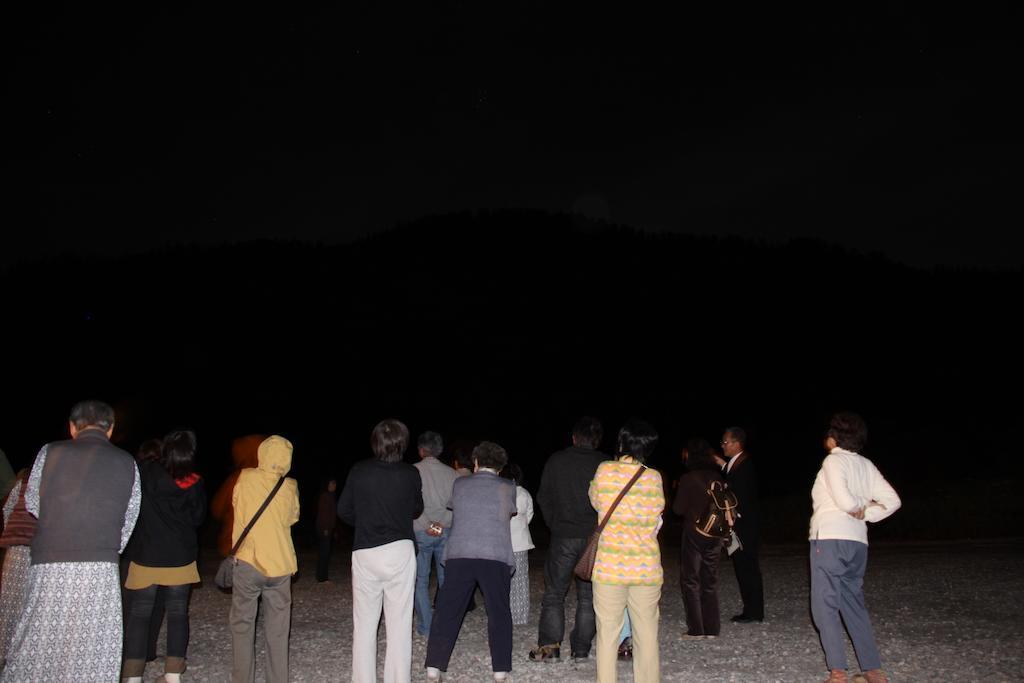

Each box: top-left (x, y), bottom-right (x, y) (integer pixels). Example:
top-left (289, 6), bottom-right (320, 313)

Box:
top-left (414, 528), bottom-right (449, 636)
top-left (810, 539), bottom-right (882, 672)
top-left (537, 536), bottom-right (596, 656)
top-left (425, 558), bottom-right (512, 673)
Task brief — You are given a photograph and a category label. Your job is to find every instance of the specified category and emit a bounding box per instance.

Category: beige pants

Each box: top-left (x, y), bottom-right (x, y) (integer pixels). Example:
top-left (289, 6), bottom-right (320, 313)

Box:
top-left (351, 539), bottom-right (416, 683)
top-left (230, 560), bottom-right (292, 683)
top-left (593, 581), bottom-right (662, 683)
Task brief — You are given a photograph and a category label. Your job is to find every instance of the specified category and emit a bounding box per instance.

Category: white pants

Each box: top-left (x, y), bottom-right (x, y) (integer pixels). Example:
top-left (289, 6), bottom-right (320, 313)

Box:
top-left (351, 539), bottom-right (416, 683)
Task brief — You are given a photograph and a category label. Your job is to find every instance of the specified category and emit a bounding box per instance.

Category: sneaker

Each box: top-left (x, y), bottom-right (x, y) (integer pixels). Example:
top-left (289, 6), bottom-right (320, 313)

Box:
top-left (426, 666), bottom-right (443, 681)
top-left (825, 670), bottom-right (849, 683)
top-left (855, 670), bottom-right (889, 683)
top-left (493, 672), bottom-right (510, 682)
top-left (681, 633), bottom-right (706, 641)
top-left (528, 644), bottom-right (561, 662)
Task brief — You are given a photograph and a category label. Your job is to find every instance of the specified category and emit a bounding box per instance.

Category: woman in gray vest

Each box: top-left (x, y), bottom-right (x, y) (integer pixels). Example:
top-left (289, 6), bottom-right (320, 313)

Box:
top-left (424, 441), bottom-right (517, 682)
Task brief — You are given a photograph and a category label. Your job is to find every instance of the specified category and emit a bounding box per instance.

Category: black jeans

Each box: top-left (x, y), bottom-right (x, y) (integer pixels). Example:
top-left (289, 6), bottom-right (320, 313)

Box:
top-left (537, 536), bottom-right (596, 656)
top-left (731, 534), bottom-right (764, 620)
top-left (124, 583), bottom-right (191, 660)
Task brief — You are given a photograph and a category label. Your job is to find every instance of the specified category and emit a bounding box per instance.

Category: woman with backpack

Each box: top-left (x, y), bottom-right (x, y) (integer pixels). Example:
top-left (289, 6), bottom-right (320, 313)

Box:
top-left (672, 438), bottom-right (729, 640)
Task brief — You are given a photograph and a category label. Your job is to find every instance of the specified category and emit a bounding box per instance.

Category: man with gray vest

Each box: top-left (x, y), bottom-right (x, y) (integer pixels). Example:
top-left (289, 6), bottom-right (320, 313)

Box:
top-left (413, 431), bottom-right (459, 637)
top-left (1, 400), bottom-right (141, 682)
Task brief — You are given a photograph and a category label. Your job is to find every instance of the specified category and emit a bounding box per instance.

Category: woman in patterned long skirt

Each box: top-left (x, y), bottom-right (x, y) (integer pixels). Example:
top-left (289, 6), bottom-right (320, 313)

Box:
top-left (502, 463), bottom-right (535, 625)
top-left (0, 469), bottom-right (35, 666)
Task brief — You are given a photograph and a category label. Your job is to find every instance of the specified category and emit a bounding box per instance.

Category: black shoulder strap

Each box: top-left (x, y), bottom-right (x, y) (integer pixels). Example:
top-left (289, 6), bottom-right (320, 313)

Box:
top-left (230, 476), bottom-right (286, 556)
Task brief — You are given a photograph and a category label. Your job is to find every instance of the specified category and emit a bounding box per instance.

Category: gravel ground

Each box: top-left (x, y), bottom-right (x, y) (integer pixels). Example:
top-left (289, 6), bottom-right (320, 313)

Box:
top-left (135, 539), bottom-right (1023, 682)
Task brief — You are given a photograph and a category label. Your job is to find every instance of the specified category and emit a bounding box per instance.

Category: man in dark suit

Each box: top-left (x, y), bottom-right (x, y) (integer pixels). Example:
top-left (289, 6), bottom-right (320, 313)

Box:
top-left (721, 426), bottom-right (764, 623)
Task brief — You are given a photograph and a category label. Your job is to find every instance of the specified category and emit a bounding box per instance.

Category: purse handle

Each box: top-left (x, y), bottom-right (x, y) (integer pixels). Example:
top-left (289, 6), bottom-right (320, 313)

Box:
top-left (595, 463), bottom-right (646, 534)
top-left (230, 476), bottom-right (285, 556)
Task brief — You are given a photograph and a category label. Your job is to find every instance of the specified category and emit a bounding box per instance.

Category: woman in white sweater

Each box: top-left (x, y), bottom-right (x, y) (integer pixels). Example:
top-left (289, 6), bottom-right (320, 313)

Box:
top-left (503, 463), bottom-right (535, 625)
top-left (810, 411), bottom-right (901, 683)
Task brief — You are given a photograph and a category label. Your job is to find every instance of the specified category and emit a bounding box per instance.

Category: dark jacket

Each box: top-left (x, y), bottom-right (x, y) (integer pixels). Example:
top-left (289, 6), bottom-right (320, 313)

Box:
top-left (725, 453), bottom-right (761, 543)
top-left (672, 463), bottom-right (725, 531)
top-left (338, 459), bottom-right (423, 551)
top-left (31, 429), bottom-right (137, 565)
top-left (536, 445), bottom-right (608, 538)
top-left (316, 490), bottom-right (337, 535)
top-left (128, 460), bottom-right (206, 567)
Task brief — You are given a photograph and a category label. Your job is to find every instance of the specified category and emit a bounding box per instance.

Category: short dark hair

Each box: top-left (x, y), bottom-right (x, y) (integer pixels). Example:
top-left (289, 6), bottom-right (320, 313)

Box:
top-left (449, 440), bottom-right (477, 469)
top-left (686, 437), bottom-right (717, 468)
top-left (572, 416), bottom-right (603, 449)
top-left (136, 438), bottom-right (164, 463)
top-left (724, 426), bottom-right (747, 447)
top-left (162, 429), bottom-right (197, 479)
top-left (615, 418), bottom-right (659, 463)
top-left (472, 441), bottom-right (508, 471)
top-left (827, 411), bottom-right (868, 452)
top-left (417, 431), bottom-right (444, 456)
top-left (371, 419), bottom-right (409, 463)
top-left (501, 461), bottom-right (524, 486)
top-left (69, 400), bottom-right (115, 431)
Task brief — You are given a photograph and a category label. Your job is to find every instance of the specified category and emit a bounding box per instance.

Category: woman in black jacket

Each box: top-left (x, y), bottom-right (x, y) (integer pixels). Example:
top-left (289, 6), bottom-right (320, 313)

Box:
top-left (121, 430), bottom-right (206, 683)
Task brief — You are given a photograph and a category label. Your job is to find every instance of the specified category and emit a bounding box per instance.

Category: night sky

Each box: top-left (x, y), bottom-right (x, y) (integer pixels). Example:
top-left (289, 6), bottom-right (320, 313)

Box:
top-left (2, 5), bottom-right (1021, 541)
top-left (4, 4), bottom-right (1020, 269)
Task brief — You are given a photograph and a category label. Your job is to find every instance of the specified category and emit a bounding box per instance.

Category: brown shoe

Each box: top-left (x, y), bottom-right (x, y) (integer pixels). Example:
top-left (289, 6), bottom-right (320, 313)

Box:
top-left (825, 670), bottom-right (849, 683)
top-left (857, 670), bottom-right (889, 683)
top-left (617, 637), bottom-right (632, 660)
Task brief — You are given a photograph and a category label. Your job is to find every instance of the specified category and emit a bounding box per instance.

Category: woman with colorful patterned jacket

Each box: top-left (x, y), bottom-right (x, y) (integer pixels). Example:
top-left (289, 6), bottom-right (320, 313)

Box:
top-left (588, 418), bottom-right (665, 683)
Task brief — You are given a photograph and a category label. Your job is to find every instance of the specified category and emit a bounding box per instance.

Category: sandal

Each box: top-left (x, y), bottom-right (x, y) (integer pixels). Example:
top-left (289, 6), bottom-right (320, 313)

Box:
top-left (617, 637), bottom-right (633, 661)
top-left (528, 644), bottom-right (561, 662)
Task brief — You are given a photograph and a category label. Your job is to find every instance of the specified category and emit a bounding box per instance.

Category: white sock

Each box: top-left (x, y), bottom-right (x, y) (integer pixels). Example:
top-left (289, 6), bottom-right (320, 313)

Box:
top-left (163, 674), bottom-right (182, 683)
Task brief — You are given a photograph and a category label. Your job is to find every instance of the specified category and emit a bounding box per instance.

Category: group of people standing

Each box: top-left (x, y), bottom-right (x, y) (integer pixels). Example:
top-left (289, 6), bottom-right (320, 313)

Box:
top-left (338, 419), bottom-right (532, 683)
top-left (0, 401), bottom-right (301, 683)
top-left (335, 415), bottom-right (761, 683)
top-left (337, 413), bottom-right (899, 683)
top-left (0, 403), bottom-right (901, 683)
top-left (527, 418), bottom-right (763, 683)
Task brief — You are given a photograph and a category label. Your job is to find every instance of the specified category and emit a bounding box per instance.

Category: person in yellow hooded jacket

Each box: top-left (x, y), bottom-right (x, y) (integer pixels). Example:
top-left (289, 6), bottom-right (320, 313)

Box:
top-left (229, 435), bottom-right (300, 683)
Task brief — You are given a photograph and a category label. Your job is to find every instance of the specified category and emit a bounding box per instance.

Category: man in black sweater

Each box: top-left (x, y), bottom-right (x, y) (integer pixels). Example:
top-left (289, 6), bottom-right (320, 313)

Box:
top-left (337, 419), bottom-right (424, 683)
top-left (530, 417), bottom-right (607, 663)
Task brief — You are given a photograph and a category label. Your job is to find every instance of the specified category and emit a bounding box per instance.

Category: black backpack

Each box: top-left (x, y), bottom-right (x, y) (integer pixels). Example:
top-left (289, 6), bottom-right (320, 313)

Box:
top-left (694, 479), bottom-right (739, 539)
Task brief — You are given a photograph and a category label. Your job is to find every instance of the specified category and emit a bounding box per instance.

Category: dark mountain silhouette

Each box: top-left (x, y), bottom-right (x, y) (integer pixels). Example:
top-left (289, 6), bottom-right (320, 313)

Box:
top-left (2, 210), bottom-right (1019, 540)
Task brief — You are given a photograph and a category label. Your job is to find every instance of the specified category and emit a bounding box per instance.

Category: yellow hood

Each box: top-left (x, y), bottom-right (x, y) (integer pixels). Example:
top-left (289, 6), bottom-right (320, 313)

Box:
top-left (257, 435), bottom-right (292, 476)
